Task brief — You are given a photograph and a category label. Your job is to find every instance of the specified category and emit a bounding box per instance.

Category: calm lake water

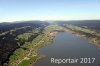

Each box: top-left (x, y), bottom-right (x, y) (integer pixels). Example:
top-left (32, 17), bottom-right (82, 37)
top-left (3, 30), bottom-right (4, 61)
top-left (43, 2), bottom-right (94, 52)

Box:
top-left (33, 32), bottom-right (100, 66)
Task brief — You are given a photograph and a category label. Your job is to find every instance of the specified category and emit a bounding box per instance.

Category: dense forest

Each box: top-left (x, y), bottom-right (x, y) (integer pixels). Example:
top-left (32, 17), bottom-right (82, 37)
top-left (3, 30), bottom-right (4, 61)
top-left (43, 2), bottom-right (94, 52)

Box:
top-left (0, 21), bottom-right (49, 66)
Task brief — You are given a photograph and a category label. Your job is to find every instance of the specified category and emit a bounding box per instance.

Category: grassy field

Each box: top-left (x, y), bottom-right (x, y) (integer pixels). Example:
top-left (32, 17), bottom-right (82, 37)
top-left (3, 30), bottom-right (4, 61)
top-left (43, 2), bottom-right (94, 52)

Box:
top-left (18, 60), bottom-right (30, 66)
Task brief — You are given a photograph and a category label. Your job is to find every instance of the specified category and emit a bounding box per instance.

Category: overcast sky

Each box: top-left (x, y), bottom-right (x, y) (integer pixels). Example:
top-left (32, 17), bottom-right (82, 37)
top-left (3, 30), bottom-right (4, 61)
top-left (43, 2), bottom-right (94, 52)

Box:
top-left (0, 0), bottom-right (100, 22)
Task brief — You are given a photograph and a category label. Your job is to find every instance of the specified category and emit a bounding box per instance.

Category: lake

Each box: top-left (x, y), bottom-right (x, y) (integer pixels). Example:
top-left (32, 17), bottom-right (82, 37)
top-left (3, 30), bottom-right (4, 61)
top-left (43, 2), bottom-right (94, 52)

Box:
top-left (33, 32), bottom-right (100, 66)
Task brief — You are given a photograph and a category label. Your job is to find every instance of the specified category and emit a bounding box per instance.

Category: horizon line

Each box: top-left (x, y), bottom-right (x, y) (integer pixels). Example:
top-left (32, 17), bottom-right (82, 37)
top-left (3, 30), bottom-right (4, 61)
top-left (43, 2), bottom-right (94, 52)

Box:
top-left (0, 19), bottom-right (100, 23)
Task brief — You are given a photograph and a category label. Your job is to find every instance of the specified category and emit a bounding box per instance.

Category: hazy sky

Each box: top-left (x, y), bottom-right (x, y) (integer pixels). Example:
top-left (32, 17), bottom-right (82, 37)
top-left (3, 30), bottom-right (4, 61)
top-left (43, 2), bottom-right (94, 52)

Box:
top-left (0, 0), bottom-right (100, 22)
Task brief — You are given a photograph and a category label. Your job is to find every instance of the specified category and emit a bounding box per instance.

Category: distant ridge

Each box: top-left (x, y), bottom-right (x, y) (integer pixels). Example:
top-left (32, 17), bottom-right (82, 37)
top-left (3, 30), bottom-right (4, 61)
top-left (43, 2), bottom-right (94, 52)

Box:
top-left (56, 20), bottom-right (100, 29)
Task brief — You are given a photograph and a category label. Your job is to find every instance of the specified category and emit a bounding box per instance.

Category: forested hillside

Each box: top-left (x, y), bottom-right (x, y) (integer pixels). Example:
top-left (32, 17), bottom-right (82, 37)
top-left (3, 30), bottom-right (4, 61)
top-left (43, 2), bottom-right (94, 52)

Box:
top-left (0, 21), bottom-right (49, 65)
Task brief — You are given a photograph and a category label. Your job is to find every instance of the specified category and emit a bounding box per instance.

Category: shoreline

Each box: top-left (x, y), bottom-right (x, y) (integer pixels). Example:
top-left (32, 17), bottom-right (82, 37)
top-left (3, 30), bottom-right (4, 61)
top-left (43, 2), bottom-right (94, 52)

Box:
top-left (31, 31), bottom-right (58, 66)
top-left (65, 28), bottom-right (100, 48)
top-left (31, 29), bottom-right (100, 66)
top-left (31, 54), bottom-right (45, 66)
top-left (31, 27), bottom-right (100, 66)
